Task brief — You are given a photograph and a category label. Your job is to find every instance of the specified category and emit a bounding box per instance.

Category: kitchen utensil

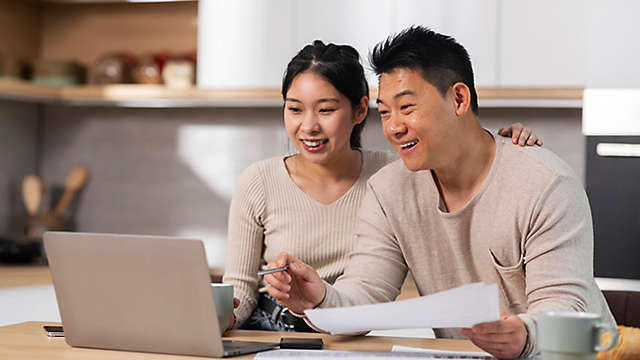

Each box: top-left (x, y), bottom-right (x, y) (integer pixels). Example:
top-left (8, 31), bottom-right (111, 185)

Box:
top-left (22, 174), bottom-right (42, 216)
top-left (54, 166), bottom-right (89, 218)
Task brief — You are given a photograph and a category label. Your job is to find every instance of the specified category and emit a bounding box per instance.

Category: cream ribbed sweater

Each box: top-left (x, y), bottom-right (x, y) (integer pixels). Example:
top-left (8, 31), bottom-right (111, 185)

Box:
top-left (223, 150), bottom-right (396, 326)
top-left (321, 134), bottom-right (615, 357)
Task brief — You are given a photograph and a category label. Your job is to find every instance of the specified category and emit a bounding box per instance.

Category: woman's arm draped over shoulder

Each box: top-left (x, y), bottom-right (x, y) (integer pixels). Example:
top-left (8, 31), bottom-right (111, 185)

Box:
top-left (223, 163), bottom-right (267, 327)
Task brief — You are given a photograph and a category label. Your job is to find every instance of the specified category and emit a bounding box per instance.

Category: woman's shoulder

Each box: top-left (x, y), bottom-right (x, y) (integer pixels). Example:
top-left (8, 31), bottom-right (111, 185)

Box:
top-left (235, 156), bottom-right (287, 192)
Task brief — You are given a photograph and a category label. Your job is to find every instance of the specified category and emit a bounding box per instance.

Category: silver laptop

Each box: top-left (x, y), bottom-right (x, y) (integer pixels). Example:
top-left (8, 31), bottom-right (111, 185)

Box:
top-left (44, 232), bottom-right (278, 357)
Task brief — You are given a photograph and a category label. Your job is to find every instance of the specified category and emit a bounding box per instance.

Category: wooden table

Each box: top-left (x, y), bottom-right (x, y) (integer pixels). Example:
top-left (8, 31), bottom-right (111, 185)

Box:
top-left (0, 321), bottom-right (481, 359)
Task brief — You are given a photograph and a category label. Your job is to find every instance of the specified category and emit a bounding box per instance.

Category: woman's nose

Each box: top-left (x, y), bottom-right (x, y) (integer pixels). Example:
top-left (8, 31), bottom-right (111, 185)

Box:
top-left (300, 114), bottom-right (321, 135)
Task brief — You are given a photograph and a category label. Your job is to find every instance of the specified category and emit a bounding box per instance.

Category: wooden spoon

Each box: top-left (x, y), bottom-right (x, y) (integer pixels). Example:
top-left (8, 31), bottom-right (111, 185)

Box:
top-left (22, 174), bottom-right (42, 216)
top-left (54, 166), bottom-right (89, 217)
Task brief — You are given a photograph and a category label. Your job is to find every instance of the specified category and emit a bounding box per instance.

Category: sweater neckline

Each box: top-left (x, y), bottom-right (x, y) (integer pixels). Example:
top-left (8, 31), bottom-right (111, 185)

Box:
top-left (431, 132), bottom-right (503, 217)
top-left (280, 150), bottom-right (367, 208)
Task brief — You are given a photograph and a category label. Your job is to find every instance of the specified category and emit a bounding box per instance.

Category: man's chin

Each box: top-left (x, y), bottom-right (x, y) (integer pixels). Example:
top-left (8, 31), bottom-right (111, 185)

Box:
top-left (400, 158), bottom-right (427, 172)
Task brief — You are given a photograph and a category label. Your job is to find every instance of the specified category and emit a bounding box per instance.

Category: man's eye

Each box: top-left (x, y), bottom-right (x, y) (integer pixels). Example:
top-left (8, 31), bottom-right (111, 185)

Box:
top-left (400, 104), bottom-right (414, 111)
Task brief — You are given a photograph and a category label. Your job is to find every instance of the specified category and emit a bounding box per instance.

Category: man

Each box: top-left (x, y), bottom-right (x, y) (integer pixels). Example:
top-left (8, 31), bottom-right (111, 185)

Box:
top-left (264, 26), bottom-right (614, 359)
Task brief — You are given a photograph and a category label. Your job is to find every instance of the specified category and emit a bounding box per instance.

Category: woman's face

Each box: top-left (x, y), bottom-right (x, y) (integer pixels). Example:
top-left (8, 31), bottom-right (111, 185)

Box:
top-left (284, 71), bottom-right (364, 165)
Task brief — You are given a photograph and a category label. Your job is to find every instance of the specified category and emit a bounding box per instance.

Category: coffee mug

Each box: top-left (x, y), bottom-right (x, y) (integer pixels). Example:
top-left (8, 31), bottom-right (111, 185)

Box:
top-left (538, 311), bottom-right (618, 360)
top-left (211, 283), bottom-right (234, 332)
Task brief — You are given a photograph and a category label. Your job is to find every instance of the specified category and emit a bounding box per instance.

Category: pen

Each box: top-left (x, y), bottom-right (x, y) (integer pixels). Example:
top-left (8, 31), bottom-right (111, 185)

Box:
top-left (258, 264), bottom-right (289, 276)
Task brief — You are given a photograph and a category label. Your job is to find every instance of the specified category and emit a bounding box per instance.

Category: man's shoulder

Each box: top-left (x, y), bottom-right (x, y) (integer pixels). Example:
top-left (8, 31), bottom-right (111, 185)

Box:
top-left (367, 158), bottom-right (424, 194)
top-left (497, 137), bottom-right (580, 184)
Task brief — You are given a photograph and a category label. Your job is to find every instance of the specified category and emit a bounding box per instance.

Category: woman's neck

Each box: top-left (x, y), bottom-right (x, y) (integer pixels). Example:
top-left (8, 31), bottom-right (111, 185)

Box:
top-left (289, 148), bottom-right (362, 184)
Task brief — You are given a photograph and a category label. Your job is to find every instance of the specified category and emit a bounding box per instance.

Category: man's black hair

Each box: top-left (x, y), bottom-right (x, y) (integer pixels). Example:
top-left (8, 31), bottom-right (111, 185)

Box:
top-left (370, 26), bottom-right (479, 115)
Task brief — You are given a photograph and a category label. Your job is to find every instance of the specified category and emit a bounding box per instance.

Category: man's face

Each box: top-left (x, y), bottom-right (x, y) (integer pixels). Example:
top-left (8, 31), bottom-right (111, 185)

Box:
top-left (376, 68), bottom-right (458, 172)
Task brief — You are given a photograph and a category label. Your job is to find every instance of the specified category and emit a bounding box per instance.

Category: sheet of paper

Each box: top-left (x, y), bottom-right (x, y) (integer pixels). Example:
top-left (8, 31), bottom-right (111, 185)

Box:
top-left (392, 345), bottom-right (492, 358)
top-left (256, 349), bottom-right (488, 359)
top-left (304, 282), bottom-right (499, 334)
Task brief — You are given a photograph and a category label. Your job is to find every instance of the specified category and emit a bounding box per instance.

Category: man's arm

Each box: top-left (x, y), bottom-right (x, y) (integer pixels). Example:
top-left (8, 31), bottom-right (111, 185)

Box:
top-left (519, 174), bottom-right (595, 356)
top-left (322, 183), bottom-right (408, 308)
top-left (265, 183), bottom-right (408, 313)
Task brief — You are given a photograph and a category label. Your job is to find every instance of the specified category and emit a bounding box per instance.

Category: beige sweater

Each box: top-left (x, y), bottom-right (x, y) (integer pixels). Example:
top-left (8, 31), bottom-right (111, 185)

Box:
top-left (223, 150), bottom-right (396, 326)
top-left (321, 134), bottom-right (615, 357)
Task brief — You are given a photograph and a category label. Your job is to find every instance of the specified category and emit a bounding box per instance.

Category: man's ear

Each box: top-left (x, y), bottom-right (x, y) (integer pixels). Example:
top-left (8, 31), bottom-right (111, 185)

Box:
top-left (451, 82), bottom-right (471, 116)
top-left (354, 96), bottom-right (369, 125)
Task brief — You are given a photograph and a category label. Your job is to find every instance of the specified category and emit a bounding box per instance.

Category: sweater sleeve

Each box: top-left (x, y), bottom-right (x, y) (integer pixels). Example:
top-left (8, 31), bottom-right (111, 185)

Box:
top-left (518, 174), bottom-right (596, 357)
top-left (222, 163), bottom-right (267, 327)
top-left (321, 182), bottom-right (408, 308)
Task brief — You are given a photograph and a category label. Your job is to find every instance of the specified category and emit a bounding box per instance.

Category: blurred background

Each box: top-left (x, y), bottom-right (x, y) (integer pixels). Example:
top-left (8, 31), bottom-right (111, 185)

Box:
top-left (1, 0), bottom-right (639, 326)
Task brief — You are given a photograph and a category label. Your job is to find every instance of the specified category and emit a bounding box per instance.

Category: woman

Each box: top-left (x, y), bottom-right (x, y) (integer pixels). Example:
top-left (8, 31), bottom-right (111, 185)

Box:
top-left (223, 40), bottom-right (541, 331)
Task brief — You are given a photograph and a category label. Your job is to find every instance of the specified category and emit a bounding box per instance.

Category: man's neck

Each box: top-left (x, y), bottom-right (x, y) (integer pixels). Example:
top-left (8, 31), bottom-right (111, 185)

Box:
top-left (432, 121), bottom-right (496, 211)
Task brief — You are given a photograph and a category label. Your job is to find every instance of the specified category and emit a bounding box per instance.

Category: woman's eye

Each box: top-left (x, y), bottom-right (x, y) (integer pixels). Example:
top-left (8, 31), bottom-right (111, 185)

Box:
top-left (319, 108), bottom-right (336, 113)
top-left (288, 107), bottom-right (301, 113)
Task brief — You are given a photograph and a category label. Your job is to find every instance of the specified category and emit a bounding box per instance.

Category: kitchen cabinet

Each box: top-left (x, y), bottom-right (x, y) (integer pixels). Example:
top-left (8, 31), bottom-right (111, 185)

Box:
top-left (499, 0), bottom-right (589, 87)
top-left (394, 0), bottom-right (499, 87)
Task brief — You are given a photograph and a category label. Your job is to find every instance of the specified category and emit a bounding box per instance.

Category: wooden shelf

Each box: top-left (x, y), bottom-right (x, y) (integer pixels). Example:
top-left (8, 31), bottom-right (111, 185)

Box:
top-left (0, 79), bottom-right (584, 108)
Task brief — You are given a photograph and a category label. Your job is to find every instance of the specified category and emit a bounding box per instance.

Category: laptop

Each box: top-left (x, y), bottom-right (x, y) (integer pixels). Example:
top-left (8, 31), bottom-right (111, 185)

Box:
top-left (43, 232), bottom-right (278, 357)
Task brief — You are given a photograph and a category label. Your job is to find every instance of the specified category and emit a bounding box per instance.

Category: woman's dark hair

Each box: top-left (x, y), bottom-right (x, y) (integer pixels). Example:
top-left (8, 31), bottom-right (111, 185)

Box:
top-left (370, 26), bottom-right (479, 115)
top-left (282, 40), bottom-right (369, 149)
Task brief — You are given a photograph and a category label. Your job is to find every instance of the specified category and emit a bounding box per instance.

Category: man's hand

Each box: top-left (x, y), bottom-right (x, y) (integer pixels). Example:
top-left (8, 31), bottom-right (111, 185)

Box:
top-left (460, 312), bottom-right (527, 359)
top-left (225, 297), bottom-right (240, 331)
top-left (263, 252), bottom-right (325, 314)
top-left (498, 122), bottom-right (543, 146)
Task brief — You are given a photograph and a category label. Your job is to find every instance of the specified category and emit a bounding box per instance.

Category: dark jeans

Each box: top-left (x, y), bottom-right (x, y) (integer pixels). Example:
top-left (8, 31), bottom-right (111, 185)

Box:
top-left (239, 293), bottom-right (298, 332)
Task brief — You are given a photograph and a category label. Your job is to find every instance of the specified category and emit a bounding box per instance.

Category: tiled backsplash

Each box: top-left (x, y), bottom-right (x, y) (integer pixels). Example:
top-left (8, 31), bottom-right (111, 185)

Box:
top-left (1, 102), bottom-right (583, 270)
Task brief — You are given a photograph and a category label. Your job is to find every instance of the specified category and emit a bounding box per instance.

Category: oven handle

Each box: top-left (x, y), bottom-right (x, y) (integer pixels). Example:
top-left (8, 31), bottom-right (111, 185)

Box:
top-left (596, 143), bottom-right (640, 157)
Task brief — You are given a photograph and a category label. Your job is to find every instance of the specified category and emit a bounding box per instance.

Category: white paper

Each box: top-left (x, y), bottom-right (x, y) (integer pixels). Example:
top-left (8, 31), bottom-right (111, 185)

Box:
top-left (256, 349), bottom-right (487, 359)
top-left (304, 283), bottom-right (499, 334)
top-left (392, 345), bottom-right (492, 358)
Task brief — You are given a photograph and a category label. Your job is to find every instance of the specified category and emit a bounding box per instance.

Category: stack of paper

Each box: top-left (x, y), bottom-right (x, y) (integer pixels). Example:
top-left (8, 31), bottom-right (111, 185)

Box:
top-left (304, 283), bottom-right (499, 334)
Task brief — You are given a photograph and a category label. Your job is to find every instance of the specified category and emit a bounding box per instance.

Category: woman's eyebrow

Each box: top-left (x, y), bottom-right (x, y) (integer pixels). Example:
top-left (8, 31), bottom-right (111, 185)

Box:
top-left (285, 97), bottom-right (302, 103)
top-left (316, 98), bottom-right (340, 104)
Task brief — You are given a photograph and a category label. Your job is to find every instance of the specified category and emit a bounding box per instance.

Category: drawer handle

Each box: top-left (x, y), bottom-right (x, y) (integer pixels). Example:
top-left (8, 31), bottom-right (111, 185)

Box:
top-left (596, 143), bottom-right (640, 157)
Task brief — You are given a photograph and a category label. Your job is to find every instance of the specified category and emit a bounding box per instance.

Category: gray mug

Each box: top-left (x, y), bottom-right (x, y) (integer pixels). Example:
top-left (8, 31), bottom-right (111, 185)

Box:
top-left (538, 311), bottom-right (618, 360)
top-left (211, 283), bottom-right (234, 332)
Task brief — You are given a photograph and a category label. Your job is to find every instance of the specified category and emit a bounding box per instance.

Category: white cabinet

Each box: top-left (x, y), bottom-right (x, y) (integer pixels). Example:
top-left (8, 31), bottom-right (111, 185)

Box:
top-left (198, 0), bottom-right (296, 89)
top-left (394, 0), bottom-right (499, 87)
top-left (585, 1), bottom-right (640, 88)
top-left (198, 0), bottom-right (640, 90)
top-left (499, 0), bottom-right (589, 87)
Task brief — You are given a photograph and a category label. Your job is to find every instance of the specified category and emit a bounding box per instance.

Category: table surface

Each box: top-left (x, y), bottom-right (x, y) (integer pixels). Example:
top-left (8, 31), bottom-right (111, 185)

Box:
top-left (0, 321), bottom-right (481, 359)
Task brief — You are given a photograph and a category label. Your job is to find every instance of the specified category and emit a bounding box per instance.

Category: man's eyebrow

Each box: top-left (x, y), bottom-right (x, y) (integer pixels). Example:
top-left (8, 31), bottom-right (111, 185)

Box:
top-left (394, 89), bottom-right (416, 99)
top-left (375, 89), bottom-right (416, 105)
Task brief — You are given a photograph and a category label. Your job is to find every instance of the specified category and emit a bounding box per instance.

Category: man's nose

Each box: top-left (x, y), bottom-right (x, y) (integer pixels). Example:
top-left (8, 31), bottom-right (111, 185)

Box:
top-left (387, 115), bottom-right (407, 138)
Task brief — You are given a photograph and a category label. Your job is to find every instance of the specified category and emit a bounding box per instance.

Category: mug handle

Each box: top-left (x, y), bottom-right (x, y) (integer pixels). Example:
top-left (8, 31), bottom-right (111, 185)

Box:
top-left (594, 323), bottom-right (619, 352)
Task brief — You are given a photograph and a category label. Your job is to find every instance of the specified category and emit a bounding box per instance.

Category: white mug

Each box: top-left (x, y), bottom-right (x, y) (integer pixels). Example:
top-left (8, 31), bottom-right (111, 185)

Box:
top-left (211, 283), bottom-right (234, 332)
top-left (538, 311), bottom-right (618, 360)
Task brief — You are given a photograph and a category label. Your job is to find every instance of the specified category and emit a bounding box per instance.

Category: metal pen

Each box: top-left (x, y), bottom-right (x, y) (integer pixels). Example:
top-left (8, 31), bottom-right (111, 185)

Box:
top-left (257, 264), bottom-right (289, 276)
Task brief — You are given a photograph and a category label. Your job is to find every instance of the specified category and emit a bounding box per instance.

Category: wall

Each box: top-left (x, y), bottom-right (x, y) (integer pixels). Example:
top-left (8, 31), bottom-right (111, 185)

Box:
top-left (39, 1), bottom-right (198, 66)
top-left (0, 100), bottom-right (39, 238)
top-left (0, 0), bottom-right (40, 61)
top-left (34, 106), bottom-right (583, 270)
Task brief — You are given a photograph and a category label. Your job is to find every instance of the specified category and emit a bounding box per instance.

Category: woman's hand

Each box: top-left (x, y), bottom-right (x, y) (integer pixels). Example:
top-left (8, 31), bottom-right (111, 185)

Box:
top-left (460, 312), bottom-right (527, 359)
top-left (498, 123), bottom-right (543, 146)
top-left (225, 297), bottom-right (240, 331)
top-left (264, 252), bottom-right (325, 314)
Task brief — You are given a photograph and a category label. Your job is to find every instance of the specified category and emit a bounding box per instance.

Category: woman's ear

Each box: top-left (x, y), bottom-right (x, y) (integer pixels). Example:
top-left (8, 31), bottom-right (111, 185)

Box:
top-left (451, 83), bottom-right (471, 116)
top-left (354, 96), bottom-right (369, 124)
